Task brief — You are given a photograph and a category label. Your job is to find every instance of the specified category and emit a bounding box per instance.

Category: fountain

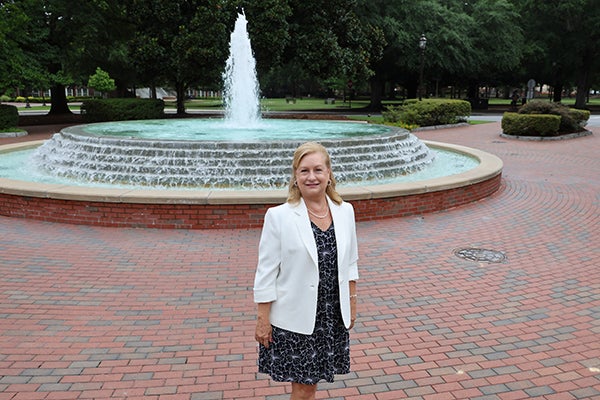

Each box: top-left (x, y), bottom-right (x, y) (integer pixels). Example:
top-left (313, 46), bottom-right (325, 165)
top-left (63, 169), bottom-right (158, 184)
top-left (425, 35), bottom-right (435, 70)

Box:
top-left (222, 11), bottom-right (261, 126)
top-left (0, 11), bottom-right (503, 229)
top-left (26, 10), bottom-right (435, 190)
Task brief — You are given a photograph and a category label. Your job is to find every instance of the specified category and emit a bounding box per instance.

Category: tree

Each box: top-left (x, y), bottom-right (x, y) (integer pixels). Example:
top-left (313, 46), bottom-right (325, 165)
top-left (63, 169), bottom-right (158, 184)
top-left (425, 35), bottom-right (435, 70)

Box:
top-left (88, 67), bottom-right (116, 97)
top-left (0, 1), bottom-right (50, 98)
top-left (461, 0), bottom-right (524, 100)
top-left (355, 0), bottom-right (524, 109)
top-left (127, 0), bottom-right (231, 115)
top-left (4, 0), bottom-right (596, 112)
top-left (268, 0), bottom-right (376, 98)
top-left (238, 0), bottom-right (292, 79)
top-left (356, 1), bottom-right (469, 109)
top-left (0, 2), bottom-right (23, 92)
top-left (0, 0), bottom-right (132, 114)
top-left (517, 0), bottom-right (600, 108)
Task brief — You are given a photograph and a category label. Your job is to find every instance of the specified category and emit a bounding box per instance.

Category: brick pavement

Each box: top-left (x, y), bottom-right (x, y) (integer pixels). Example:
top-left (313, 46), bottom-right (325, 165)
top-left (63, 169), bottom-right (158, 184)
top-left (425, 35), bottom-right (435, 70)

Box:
top-left (0, 122), bottom-right (599, 399)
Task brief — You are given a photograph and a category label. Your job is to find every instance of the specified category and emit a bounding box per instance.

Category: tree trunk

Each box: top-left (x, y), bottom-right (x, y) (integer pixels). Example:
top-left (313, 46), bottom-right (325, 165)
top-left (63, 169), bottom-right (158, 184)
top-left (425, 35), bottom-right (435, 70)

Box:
top-left (552, 82), bottom-right (563, 103)
top-left (575, 80), bottom-right (588, 109)
top-left (406, 80), bottom-right (418, 100)
top-left (467, 81), bottom-right (479, 100)
top-left (574, 48), bottom-right (591, 109)
top-left (176, 83), bottom-right (186, 115)
top-left (367, 76), bottom-right (384, 111)
top-left (48, 84), bottom-right (72, 115)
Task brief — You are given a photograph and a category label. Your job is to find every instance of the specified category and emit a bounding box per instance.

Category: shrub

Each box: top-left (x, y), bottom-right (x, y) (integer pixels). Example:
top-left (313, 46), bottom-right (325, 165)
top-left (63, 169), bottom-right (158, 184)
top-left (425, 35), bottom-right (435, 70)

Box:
top-left (384, 99), bottom-right (471, 127)
top-left (502, 112), bottom-right (560, 136)
top-left (0, 95), bottom-right (11, 102)
top-left (382, 105), bottom-right (403, 123)
top-left (81, 98), bottom-right (165, 122)
top-left (569, 108), bottom-right (591, 129)
top-left (518, 100), bottom-right (587, 133)
top-left (15, 96), bottom-right (26, 102)
top-left (402, 99), bottom-right (419, 106)
top-left (22, 96), bottom-right (49, 103)
top-left (0, 104), bottom-right (19, 129)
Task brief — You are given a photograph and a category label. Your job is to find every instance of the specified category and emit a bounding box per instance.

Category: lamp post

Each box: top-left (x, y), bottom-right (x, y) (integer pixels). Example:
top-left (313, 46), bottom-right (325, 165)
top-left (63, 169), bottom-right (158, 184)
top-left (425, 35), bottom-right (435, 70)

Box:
top-left (418, 33), bottom-right (427, 101)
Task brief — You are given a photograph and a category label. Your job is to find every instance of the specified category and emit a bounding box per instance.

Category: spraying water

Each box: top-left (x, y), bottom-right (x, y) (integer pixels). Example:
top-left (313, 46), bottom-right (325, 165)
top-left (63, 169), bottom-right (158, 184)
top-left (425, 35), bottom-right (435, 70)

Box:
top-left (222, 11), bottom-right (261, 126)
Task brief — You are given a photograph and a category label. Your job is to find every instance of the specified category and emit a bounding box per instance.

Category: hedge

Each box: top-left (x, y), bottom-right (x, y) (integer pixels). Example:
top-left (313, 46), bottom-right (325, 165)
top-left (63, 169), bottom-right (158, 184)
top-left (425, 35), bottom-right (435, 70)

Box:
top-left (383, 99), bottom-right (471, 127)
top-left (518, 100), bottom-right (590, 133)
top-left (80, 98), bottom-right (165, 122)
top-left (0, 104), bottom-right (19, 129)
top-left (501, 112), bottom-right (561, 136)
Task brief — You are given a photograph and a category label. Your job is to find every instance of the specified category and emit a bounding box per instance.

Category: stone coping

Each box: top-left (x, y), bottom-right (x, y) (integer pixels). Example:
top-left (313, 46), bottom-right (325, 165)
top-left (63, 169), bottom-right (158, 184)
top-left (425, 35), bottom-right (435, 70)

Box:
top-left (500, 129), bottom-right (593, 141)
top-left (0, 140), bottom-right (503, 204)
top-left (0, 130), bottom-right (28, 138)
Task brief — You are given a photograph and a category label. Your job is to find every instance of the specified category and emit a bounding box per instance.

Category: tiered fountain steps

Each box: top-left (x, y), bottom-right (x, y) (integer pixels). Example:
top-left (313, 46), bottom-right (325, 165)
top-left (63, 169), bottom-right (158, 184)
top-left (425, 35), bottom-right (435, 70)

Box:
top-left (31, 129), bottom-right (434, 189)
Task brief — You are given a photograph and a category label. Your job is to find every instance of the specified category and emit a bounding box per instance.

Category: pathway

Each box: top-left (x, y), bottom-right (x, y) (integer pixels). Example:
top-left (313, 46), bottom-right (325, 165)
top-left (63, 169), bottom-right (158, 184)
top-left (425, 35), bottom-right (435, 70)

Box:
top-left (0, 122), bottom-right (599, 399)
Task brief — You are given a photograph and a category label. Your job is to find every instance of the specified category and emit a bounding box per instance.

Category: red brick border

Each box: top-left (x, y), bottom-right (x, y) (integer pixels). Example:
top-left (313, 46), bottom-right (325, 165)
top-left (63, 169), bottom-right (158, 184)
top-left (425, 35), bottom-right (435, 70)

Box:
top-left (351, 173), bottom-right (501, 222)
top-left (0, 173), bottom-right (501, 229)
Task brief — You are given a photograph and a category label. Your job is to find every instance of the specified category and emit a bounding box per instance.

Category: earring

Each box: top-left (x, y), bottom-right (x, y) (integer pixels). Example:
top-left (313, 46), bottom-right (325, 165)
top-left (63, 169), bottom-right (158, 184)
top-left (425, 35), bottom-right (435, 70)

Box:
top-left (294, 180), bottom-right (298, 186)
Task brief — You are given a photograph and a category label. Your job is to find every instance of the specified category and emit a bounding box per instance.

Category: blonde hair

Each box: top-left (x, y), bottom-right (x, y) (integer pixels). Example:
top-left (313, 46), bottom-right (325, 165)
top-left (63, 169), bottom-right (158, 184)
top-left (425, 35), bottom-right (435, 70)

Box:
top-left (286, 142), bottom-right (343, 205)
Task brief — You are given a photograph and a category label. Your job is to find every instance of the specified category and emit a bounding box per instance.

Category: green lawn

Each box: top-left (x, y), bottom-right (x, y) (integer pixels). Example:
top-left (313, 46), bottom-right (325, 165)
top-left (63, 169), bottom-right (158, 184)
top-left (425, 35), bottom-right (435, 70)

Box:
top-left (486, 97), bottom-right (600, 106)
top-left (15, 97), bottom-right (366, 112)
top-left (13, 96), bottom-right (600, 113)
top-left (175, 97), bottom-right (368, 111)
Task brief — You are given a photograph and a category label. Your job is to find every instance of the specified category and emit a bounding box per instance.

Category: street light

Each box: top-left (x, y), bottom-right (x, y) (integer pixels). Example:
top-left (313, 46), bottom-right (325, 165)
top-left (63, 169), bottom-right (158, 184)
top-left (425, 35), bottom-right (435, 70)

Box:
top-left (418, 33), bottom-right (427, 101)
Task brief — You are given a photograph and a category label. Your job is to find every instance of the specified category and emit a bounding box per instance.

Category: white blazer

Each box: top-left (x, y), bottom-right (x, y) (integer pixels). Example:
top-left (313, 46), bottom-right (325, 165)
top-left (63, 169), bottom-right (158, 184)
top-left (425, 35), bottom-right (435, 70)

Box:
top-left (253, 196), bottom-right (359, 335)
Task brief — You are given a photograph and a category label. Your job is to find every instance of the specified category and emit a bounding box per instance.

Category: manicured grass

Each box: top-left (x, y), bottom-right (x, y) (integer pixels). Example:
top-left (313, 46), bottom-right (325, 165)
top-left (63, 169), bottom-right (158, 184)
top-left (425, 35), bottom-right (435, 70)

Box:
top-left (0, 128), bottom-right (25, 133)
top-left (12, 96), bottom-right (600, 113)
top-left (13, 105), bottom-right (50, 111)
top-left (164, 99), bottom-right (222, 109)
top-left (348, 114), bottom-right (493, 126)
top-left (174, 97), bottom-right (370, 111)
top-left (261, 97), bottom-right (356, 111)
top-left (487, 97), bottom-right (600, 106)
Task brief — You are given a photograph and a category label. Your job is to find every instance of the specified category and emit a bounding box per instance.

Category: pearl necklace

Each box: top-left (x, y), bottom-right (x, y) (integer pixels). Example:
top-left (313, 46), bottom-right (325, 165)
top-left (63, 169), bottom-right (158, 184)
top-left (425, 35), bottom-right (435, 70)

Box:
top-left (307, 206), bottom-right (330, 219)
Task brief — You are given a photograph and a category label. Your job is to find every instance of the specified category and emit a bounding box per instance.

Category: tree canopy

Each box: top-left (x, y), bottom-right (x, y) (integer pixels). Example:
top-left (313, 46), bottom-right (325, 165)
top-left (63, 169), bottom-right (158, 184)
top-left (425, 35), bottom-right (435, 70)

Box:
top-left (0, 0), bottom-right (132, 113)
top-left (126, 0), bottom-right (231, 114)
top-left (0, 0), bottom-right (597, 112)
top-left (515, 0), bottom-right (600, 107)
top-left (88, 67), bottom-right (116, 96)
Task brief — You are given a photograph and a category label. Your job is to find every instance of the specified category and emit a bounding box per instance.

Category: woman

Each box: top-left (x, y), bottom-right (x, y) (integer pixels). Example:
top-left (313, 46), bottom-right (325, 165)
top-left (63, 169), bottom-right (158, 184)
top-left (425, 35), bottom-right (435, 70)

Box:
top-left (254, 142), bottom-right (359, 400)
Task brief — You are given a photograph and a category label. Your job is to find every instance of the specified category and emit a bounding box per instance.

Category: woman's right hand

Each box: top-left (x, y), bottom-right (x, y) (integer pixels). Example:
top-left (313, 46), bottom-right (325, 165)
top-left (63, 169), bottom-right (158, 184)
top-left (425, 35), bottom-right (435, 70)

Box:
top-left (255, 316), bottom-right (273, 348)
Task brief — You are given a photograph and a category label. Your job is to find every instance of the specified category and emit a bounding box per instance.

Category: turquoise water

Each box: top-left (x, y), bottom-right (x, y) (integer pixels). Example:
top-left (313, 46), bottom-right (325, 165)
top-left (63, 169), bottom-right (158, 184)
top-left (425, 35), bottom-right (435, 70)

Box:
top-left (0, 146), bottom-right (478, 190)
top-left (70, 119), bottom-right (392, 141)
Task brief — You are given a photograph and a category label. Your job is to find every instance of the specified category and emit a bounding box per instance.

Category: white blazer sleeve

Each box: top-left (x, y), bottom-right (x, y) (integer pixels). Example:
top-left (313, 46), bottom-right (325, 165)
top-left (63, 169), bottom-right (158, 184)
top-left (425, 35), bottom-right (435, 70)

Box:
top-left (348, 203), bottom-right (359, 281)
top-left (253, 208), bottom-right (281, 303)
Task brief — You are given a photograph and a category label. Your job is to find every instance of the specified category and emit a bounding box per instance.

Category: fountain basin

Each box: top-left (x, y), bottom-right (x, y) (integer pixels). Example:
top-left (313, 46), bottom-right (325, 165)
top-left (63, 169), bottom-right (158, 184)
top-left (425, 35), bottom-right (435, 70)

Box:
top-left (0, 140), bottom-right (502, 229)
top-left (29, 122), bottom-right (434, 189)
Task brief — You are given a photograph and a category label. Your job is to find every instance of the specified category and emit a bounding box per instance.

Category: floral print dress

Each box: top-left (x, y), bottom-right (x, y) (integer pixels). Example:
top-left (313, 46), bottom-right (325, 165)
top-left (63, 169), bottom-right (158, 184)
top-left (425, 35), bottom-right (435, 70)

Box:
top-left (258, 221), bottom-right (350, 384)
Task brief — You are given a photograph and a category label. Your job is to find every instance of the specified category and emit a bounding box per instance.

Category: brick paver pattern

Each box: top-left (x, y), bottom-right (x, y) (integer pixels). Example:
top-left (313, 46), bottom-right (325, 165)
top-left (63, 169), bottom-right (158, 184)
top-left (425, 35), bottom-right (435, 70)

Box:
top-left (1, 122), bottom-right (599, 399)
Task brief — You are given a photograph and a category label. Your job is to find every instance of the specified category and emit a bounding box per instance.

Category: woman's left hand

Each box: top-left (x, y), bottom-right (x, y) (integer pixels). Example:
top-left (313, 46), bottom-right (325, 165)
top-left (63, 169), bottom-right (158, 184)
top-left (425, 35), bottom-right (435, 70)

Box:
top-left (255, 317), bottom-right (273, 348)
top-left (255, 303), bottom-right (273, 348)
top-left (350, 295), bottom-right (357, 329)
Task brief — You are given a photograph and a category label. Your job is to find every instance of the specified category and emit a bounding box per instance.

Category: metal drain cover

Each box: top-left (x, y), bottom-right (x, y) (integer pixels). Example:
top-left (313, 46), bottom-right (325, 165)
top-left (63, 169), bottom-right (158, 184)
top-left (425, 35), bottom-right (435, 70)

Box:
top-left (454, 248), bottom-right (507, 263)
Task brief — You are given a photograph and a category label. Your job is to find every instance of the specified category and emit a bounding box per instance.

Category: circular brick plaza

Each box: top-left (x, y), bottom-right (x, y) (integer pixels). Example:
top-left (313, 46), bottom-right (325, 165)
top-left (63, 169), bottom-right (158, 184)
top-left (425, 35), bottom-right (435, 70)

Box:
top-left (0, 121), bottom-right (598, 399)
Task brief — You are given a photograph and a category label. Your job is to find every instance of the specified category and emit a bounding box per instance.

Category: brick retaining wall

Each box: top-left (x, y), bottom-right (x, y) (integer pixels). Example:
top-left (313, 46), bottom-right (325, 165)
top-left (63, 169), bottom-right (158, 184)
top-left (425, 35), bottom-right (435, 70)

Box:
top-left (0, 173), bottom-right (501, 229)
